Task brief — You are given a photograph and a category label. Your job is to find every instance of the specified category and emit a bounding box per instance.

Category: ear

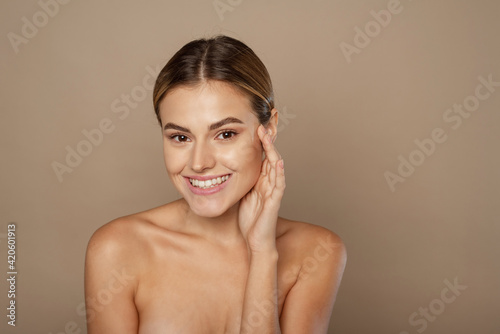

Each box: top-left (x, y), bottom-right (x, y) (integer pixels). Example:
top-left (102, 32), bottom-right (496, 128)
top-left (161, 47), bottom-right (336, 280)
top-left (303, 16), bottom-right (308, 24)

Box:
top-left (265, 108), bottom-right (279, 143)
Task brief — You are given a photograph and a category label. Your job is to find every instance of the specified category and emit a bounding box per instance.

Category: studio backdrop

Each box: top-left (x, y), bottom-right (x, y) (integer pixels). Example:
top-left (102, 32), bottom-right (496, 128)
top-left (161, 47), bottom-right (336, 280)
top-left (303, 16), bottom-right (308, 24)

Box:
top-left (1, 0), bottom-right (499, 333)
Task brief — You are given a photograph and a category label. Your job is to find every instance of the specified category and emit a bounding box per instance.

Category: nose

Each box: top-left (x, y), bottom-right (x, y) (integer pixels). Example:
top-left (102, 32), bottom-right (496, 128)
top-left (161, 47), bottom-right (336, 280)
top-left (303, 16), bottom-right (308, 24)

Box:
top-left (190, 140), bottom-right (216, 173)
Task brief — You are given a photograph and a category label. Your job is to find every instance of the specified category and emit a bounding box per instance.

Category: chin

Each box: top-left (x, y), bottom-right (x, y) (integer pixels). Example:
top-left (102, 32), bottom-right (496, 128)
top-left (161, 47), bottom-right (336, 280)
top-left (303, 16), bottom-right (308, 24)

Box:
top-left (184, 195), bottom-right (234, 218)
top-left (197, 209), bottom-right (226, 218)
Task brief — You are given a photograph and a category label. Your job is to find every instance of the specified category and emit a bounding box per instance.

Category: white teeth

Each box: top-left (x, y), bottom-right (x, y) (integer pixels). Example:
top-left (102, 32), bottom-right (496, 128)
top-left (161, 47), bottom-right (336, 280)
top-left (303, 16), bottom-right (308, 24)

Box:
top-left (189, 175), bottom-right (230, 189)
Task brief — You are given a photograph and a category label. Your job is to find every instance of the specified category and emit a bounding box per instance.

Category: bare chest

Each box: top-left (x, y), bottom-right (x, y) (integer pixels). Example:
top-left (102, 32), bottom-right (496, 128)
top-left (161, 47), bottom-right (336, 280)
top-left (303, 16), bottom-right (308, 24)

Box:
top-left (135, 245), bottom-right (249, 333)
top-left (134, 245), bottom-right (294, 334)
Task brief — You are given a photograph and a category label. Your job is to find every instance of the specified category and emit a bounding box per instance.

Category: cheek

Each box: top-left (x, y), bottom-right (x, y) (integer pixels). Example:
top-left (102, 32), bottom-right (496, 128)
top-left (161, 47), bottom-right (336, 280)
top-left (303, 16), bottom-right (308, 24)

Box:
top-left (163, 145), bottom-right (185, 173)
top-left (219, 138), bottom-right (262, 176)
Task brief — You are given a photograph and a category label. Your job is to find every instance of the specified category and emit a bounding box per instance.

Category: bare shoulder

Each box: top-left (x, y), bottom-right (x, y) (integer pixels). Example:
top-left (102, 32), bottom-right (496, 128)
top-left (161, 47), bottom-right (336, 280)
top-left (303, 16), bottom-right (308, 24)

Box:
top-left (87, 215), bottom-right (144, 255)
top-left (277, 217), bottom-right (346, 249)
top-left (85, 216), bottom-right (145, 281)
top-left (276, 217), bottom-right (347, 266)
top-left (84, 205), bottom-right (177, 330)
top-left (85, 203), bottom-right (174, 267)
top-left (87, 201), bottom-right (184, 265)
top-left (275, 219), bottom-right (346, 332)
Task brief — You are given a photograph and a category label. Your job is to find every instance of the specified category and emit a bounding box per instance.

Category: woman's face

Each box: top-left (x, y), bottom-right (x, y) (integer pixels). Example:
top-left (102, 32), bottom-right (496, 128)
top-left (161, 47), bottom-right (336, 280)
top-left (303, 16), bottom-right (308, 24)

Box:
top-left (158, 81), bottom-right (265, 218)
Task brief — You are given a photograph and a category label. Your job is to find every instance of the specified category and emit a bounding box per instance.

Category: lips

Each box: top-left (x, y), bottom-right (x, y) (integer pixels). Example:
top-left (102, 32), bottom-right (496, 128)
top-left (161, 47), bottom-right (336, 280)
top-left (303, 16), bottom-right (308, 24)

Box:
top-left (189, 174), bottom-right (230, 189)
top-left (184, 174), bottom-right (232, 195)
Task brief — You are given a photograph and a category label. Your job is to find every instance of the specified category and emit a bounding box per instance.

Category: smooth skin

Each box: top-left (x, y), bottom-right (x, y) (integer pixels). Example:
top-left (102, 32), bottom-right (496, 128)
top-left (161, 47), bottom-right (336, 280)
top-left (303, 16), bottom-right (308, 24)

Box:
top-left (84, 81), bottom-right (347, 334)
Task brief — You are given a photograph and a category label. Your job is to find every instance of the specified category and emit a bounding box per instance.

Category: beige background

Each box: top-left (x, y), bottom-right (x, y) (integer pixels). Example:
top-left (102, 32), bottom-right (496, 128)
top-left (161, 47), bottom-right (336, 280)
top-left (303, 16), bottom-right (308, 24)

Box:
top-left (1, 0), bottom-right (499, 333)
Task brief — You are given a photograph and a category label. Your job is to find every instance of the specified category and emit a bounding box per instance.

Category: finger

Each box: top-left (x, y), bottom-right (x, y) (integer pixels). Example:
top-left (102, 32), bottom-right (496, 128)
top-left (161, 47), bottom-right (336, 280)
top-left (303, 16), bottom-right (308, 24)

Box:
top-left (257, 125), bottom-right (269, 159)
top-left (269, 158), bottom-right (277, 189)
top-left (261, 158), bottom-right (268, 176)
top-left (276, 159), bottom-right (285, 191)
top-left (260, 128), bottom-right (281, 164)
top-left (257, 124), bottom-right (267, 144)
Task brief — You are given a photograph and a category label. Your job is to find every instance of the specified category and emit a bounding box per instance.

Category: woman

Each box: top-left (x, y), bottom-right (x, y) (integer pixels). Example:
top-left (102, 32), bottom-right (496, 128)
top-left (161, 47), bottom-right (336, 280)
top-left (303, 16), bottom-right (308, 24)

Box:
top-left (84, 35), bottom-right (346, 334)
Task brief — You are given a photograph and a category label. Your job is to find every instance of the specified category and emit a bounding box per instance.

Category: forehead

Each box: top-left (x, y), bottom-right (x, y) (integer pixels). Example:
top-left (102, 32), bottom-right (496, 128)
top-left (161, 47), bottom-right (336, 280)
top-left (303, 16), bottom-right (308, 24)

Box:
top-left (158, 81), bottom-right (257, 125)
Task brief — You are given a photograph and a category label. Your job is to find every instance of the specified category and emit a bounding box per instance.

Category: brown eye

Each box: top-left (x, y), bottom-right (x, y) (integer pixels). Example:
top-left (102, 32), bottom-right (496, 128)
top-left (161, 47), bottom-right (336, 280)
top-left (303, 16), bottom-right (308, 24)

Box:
top-left (217, 131), bottom-right (237, 140)
top-left (170, 134), bottom-right (190, 142)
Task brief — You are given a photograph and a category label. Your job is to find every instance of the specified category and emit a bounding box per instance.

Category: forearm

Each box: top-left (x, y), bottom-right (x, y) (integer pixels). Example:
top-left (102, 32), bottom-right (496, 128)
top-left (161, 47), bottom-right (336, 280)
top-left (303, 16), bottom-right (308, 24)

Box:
top-left (239, 249), bottom-right (281, 334)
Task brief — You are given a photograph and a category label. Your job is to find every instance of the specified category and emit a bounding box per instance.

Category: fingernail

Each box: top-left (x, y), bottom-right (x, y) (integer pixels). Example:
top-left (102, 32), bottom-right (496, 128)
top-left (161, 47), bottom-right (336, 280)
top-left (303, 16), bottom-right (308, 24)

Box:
top-left (279, 160), bottom-right (284, 169)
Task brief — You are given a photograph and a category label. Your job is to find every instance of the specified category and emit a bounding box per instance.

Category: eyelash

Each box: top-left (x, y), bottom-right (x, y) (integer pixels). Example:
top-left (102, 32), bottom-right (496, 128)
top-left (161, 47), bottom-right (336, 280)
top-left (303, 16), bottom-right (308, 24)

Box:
top-left (169, 130), bottom-right (239, 143)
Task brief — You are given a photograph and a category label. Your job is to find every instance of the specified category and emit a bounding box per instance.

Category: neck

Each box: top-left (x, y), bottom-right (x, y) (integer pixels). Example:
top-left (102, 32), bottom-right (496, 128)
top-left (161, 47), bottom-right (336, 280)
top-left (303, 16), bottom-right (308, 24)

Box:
top-left (177, 198), bottom-right (245, 247)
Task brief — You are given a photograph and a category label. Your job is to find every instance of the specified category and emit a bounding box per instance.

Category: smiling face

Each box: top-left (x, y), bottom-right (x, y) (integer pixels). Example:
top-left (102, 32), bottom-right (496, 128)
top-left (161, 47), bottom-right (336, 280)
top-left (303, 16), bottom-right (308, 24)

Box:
top-left (158, 81), bottom-right (265, 218)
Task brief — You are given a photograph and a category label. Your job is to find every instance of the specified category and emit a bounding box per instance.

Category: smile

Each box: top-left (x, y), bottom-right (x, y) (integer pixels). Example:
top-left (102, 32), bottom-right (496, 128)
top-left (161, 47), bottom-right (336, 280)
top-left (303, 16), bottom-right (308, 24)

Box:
top-left (184, 174), bottom-right (232, 195)
top-left (189, 174), bottom-right (230, 189)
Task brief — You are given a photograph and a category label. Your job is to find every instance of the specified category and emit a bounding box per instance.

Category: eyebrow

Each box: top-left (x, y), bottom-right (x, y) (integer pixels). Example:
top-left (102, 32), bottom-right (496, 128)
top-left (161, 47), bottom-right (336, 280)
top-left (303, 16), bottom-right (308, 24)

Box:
top-left (163, 117), bottom-right (245, 133)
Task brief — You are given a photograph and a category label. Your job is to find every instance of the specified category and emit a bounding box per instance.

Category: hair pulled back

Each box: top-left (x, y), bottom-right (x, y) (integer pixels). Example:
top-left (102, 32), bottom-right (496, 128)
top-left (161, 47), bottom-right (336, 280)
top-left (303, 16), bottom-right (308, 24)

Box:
top-left (153, 35), bottom-right (274, 126)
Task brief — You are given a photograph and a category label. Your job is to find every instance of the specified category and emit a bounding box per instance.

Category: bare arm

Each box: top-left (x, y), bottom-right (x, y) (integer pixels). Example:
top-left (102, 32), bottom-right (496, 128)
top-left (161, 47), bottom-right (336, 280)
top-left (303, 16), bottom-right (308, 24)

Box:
top-left (239, 249), bottom-right (281, 334)
top-left (84, 221), bottom-right (139, 334)
top-left (279, 229), bottom-right (347, 333)
top-left (238, 121), bottom-right (284, 333)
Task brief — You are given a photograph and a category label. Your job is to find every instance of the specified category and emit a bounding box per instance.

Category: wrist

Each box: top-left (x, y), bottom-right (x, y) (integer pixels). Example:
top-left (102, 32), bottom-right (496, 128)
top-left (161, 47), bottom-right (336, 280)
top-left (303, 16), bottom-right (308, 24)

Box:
top-left (249, 247), bottom-right (279, 262)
